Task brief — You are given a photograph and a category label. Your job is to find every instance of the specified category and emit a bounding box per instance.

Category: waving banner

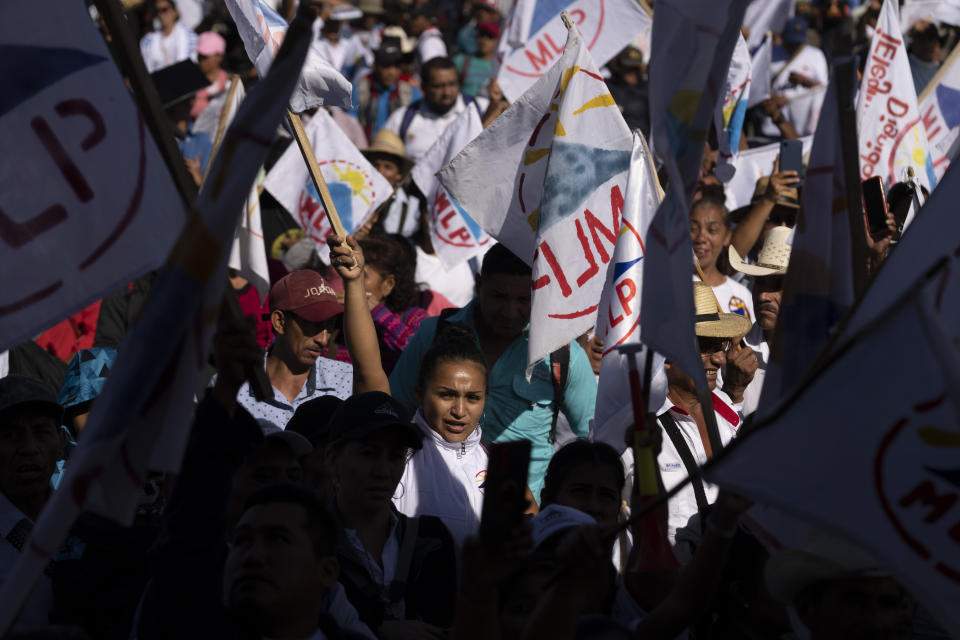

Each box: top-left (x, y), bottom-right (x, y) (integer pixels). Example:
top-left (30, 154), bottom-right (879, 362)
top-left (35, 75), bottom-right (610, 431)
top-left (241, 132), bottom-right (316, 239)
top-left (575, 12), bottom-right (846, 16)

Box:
top-left (919, 45), bottom-right (960, 180)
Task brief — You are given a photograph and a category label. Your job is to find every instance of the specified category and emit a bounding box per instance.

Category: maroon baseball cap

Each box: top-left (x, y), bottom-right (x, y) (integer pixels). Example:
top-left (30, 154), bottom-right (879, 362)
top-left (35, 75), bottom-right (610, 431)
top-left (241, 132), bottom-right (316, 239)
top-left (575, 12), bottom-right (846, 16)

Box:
top-left (269, 270), bottom-right (343, 323)
top-left (478, 21), bottom-right (501, 38)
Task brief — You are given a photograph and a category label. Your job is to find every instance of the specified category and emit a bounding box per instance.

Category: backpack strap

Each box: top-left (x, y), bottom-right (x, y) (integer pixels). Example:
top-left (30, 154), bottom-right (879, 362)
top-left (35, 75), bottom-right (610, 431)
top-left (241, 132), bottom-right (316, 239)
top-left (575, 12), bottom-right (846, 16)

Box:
top-left (548, 345), bottom-right (570, 444)
top-left (658, 411), bottom-right (710, 519)
top-left (398, 100), bottom-right (422, 142)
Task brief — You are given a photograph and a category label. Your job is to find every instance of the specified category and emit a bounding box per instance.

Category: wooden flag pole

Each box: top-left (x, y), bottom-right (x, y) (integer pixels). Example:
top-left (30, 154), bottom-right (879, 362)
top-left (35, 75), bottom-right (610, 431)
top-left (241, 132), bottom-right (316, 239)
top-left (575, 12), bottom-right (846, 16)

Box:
top-left (285, 109), bottom-right (348, 238)
top-left (201, 75), bottom-right (242, 186)
top-left (560, 11), bottom-right (573, 29)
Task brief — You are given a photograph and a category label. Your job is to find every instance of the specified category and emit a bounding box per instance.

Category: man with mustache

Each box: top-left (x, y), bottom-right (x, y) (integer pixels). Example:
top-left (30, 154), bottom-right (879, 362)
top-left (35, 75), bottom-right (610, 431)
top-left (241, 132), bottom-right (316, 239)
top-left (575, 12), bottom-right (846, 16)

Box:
top-left (728, 226), bottom-right (792, 416)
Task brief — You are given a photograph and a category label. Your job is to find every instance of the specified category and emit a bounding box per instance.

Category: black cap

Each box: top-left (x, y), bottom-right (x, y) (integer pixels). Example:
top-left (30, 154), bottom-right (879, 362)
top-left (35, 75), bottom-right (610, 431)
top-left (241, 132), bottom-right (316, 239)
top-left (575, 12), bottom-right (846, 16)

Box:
top-left (286, 395), bottom-right (343, 443)
top-left (150, 60), bottom-right (209, 108)
top-left (327, 392), bottom-right (422, 450)
top-left (409, 3), bottom-right (437, 20)
top-left (0, 375), bottom-right (63, 422)
top-left (375, 41), bottom-right (404, 67)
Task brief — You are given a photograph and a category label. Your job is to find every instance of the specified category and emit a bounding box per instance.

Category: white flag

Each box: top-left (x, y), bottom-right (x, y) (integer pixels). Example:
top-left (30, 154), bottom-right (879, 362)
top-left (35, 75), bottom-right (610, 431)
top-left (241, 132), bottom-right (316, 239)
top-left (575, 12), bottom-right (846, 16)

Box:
top-left (442, 26), bottom-right (633, 370)
top-left (723, 136), bottom-right (813, 210)
top-left (641, 0), bottom-right (747, 386)
top-left (410, 106), bottom-right (491, 268)
top-left (263, 108), bottom-right (392, 254)
top-left (708, 286), bottom-right (960, 637)
top-left (217, 81), bottom-right (271, 303)
top-left (756, 72), bottom-right (855, 418)
top-left (0, 14), bottom-right (313, 631)
top-left (748, 31), bottom-right (773, 108)
top-left (225, 0), bottom-right (352, 111)
top-left (0, 0), bottom-right (183, 354)
top-left (743, 0), bottom-right (792, 50)
top-left (857, 0), bottom-right (937, 190)
top-left (493, 0), bottom-right (651, 101)
top-left (714, 34), bottom-right (752, 183)
top-left (592, 131), bottom-right (667, 449)
top-left (918, 46), bottom-right (960, 180)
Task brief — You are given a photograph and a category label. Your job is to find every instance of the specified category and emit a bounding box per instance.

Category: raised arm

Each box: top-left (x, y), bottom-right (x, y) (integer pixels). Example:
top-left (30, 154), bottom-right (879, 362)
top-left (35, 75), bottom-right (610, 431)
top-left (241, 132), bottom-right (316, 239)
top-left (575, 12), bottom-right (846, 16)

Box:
top-left (327, 234), bottom-right (390, 394)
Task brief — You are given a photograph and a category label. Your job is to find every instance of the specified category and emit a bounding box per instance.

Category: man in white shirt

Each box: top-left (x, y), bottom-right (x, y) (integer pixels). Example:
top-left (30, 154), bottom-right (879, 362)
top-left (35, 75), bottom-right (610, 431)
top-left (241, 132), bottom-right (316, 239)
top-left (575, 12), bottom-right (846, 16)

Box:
top-left (383, 57), bottom-right (487, 163)
top-left (408, 3), bottom-right (447, 74)
top-left (761, 16), bottom-right (828, 137)
top-left (657, 282), bottom-right (756, 544)
top-left (727, 226), bottom-right (791, 416)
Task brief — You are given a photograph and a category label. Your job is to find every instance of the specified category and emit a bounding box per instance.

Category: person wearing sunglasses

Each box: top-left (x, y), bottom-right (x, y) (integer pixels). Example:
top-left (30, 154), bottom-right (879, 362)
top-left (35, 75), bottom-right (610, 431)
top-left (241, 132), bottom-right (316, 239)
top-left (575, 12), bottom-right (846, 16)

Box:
top-left (139, 0), bottom-right (198, 73)
top-left (656, 281), bottom-right (756, 547)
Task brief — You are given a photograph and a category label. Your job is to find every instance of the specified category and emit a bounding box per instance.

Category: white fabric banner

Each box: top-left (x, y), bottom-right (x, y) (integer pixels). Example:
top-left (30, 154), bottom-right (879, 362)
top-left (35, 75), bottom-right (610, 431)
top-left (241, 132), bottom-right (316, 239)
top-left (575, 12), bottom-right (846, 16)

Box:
top-left (723, 136), bottom-right (813, 210)
top-left (857, 0), bottom-right (937, 190)
top-left (641, 0), bottom-right (747, 386)
top-left (410, 106), bottom-right (491, 268)
top-left (263, 108), bottom-right (392, 253)
top-left (748, 30), bottom-right (772, 109)
top-left (708, 288), bottom-right (960, 637)
top-left (0, 15), bottom-right (312, 631)
top-left (901, 0), bottom-right (960, 31)
top-left (219, 81), bottom-right (271, 303)
top-left (442, 26), bottom-right (632, 370)
top-left (493, 0), bottom-right (651, 102)
top-left (757, 73), bottom-right (855, 419)
top-left (743, 0), bottom-right (792, 50)
top-left (714, 34), bottom-right (752, 182)
top-left (225, 0), bottom-right (352, 111)
top-left (592, 131), bottom-right (667, 449)
top-left (918, 46), bottom-right (960, 180)
top-left (0, 0), bottom-right (183, 354)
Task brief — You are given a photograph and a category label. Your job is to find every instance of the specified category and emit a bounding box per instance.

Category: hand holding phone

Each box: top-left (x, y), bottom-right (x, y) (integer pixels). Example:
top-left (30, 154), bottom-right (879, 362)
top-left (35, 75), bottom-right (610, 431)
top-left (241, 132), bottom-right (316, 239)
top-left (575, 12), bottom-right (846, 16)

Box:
top-left (862, 176), bottom-right (890, 238)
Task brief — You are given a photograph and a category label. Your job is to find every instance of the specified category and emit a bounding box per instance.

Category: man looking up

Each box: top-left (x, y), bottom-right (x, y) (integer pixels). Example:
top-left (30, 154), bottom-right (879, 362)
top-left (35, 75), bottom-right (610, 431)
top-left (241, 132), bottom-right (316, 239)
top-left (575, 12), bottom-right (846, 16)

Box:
top-left (388, 243), bottom-right (598, 503)
top-left (384, 56), bottom-right (488, 163)
top-left (234, 270), bottom-right (353, 426)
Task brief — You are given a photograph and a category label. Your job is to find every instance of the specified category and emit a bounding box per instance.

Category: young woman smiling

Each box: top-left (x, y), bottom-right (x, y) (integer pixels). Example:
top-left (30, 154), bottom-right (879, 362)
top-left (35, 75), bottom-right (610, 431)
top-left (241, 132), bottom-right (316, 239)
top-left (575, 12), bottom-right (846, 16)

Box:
top-left (690, 197), bottom-right (755, 323)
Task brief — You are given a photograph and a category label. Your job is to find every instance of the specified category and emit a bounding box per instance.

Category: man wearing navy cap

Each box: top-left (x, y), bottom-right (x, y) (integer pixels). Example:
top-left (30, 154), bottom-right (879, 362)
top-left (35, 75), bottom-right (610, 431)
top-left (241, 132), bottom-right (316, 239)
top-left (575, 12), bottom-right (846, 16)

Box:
top-left (760, 16), bottom-right (828, 138)
top-left (234, 270), bottom-right (354, 427)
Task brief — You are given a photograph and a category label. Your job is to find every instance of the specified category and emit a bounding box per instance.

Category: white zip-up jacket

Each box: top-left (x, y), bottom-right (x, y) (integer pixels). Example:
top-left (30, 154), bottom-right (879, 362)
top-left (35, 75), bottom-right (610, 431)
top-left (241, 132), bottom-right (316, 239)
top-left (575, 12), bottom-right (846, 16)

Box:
top-left (393, 411), bottom-right (488, 546)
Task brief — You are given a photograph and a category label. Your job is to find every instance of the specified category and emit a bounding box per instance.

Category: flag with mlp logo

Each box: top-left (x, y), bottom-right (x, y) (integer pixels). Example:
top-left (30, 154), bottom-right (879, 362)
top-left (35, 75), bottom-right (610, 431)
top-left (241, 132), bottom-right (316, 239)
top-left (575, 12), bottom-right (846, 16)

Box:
top-left (918, 45), bottom-right (960, 180)
top-left (857, 0), bottom-right (936, 190)
top-left (440, 25), bottom-right (633, 370)
top-left (263, 108), bottom-right (392, 257)
top-left (707, 285), bottom-right (960, 637)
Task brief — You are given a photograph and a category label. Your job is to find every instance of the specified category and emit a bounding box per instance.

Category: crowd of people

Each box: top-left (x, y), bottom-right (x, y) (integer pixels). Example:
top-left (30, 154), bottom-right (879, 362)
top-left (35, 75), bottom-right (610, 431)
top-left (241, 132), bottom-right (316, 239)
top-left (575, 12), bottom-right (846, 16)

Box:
top-left (1, 0), bottom-right (955, 638)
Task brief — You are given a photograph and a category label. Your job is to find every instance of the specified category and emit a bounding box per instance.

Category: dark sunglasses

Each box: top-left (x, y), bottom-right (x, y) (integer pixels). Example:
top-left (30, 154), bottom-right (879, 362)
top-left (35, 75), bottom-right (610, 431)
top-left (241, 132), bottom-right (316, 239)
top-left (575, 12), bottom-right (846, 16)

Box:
top-left (698, 336), bottom-right (731, 355)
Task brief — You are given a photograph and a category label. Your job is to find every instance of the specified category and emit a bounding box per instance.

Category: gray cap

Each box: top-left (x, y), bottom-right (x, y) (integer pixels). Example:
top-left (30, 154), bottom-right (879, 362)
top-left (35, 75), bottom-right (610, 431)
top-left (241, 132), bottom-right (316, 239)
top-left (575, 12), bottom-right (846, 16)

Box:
top-left (0, 375), bottom-right (63, 421)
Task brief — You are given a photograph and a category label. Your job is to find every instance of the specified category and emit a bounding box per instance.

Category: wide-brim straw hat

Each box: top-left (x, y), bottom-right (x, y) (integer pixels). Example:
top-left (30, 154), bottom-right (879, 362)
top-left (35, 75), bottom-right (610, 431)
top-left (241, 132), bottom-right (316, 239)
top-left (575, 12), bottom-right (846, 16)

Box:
top-left (362, 129), bottom-right (413, 174)
top-left (729, 225), bottom-right (792, 277)
top-left (382, 26), bottom-right (416, 54)
top-left (765, 530), bottom-right (888, 604)
top-left (693, 281), bottom-right (752, 338)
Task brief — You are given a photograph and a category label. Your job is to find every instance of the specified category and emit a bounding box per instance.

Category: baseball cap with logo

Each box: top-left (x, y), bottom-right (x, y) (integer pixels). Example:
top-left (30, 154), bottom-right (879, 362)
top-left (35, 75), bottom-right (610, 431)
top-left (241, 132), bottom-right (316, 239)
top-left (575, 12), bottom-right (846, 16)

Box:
top-left (269, 270), bottom-right (343, 323)
top-left (327, 391), bottom-right (423, 450)
top-left (783, 16), bottom-right (808, 45)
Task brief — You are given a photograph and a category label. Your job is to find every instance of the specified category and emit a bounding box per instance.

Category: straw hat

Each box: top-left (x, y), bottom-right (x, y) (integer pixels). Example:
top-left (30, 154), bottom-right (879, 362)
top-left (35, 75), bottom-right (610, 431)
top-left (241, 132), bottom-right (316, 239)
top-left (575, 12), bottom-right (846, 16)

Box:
top-left (693, 281), bottom-right (752, 338)
top-left (765, 530), bottom-right (887, 604)
top-left (382, 25), bottom-right (416, 54)
top-left (362, 129), bottom-right (414, 174)
top-left (728, 225), bottom-right (791, 277)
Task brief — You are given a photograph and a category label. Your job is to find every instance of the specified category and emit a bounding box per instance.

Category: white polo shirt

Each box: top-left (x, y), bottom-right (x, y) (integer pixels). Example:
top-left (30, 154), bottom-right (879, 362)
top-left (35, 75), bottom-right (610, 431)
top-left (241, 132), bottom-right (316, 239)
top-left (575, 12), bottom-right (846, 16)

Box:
top-left (656, 390), bottom-right (740, 543)
top-left (383, 95), bottom-right (488, 163)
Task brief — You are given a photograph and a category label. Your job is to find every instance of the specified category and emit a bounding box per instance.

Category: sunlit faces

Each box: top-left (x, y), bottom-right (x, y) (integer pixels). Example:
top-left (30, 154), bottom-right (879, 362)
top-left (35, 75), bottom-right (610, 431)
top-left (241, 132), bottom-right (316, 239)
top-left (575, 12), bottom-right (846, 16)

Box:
top-left (419, 360), bottom-right (486, 443)
top-left (274, 311), bottom-right (338, 366)
top-left (697, 336), bottom-right (729, 391)
top-left (155, 1), bottom-right (177, 30)
top-left (423, 67), bottom-right (460, 115)
top-left (477, 273), bottom-right (531, 339)
top-left (362, 265), bottom-right (395, 308)
top-left (690, 203), bottom-right (730, 272)
top-left (371, 156), bottom-right (402, 188)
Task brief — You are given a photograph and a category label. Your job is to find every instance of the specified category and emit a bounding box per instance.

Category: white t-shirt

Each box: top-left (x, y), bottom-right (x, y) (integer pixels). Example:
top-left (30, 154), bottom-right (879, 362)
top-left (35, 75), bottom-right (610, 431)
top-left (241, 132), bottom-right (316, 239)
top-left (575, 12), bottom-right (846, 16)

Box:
top-left (711, 277), bottom-right (755, 325)
top-left (414, 245), bottom-right (476, 307)
top-left (378, 188), bottom-right (421, 237)
top-left (384, 95), bottom-right (488, 163)
top-left (762, 44), bottom-right (829, 136)
top-left (741, 323), bottom-right (770, 416)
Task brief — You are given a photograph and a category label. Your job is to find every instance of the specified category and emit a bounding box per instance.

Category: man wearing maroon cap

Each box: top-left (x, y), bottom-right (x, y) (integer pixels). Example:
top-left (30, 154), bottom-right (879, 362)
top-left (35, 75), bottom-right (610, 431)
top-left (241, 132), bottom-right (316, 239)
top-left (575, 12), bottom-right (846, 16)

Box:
top-left (234, 271), bottom-right (353, 427)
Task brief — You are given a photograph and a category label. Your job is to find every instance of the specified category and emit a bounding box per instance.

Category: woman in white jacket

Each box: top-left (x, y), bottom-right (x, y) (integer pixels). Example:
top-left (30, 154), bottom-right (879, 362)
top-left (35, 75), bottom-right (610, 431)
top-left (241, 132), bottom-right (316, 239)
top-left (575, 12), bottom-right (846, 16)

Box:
top-left (329, 234), bottom-right (488, 546)
top-left (392, 323), bottom-right (488, 545)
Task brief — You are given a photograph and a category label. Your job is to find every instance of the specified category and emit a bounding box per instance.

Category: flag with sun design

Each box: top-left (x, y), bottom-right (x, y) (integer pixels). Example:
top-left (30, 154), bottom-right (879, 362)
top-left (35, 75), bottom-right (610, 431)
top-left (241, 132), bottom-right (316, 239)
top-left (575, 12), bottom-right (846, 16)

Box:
top-left (440, 24), bottom-right (632, 370)
top-left (263, 108), bottom-right (392, 259)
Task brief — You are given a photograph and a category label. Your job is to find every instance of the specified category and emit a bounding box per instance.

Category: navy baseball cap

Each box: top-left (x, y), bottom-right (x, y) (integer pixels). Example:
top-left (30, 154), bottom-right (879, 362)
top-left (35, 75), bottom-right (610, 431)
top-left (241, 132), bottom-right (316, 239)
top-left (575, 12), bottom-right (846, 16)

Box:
top-left (783, 16), bottom-right (808, 45)
top-left (327, 392), bottom-right (422, 450)
top-left (0, 375), bottom-right (63, 422)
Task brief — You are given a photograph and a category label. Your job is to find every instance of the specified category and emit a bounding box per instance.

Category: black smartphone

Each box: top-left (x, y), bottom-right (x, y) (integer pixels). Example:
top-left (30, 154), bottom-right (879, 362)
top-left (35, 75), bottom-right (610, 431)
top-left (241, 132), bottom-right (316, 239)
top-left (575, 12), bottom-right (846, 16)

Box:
top-left (779, 139), bottom-right (804, 184)
top-left (479, 440), bottom-right (531, 550)
top-left (862, 176), bottom-right (889, 236)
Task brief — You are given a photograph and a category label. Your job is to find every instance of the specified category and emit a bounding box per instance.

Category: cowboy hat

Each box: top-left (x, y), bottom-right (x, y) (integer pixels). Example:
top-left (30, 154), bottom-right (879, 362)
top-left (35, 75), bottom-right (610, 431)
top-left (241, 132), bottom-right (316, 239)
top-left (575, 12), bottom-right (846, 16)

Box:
top-left (362, 129), bottom-right (414, 175)
top-left (728, 225), bottom-right (791, 277)
top-left (693, 281), bottom-right (751, 338)
top-left (765, 530), bottom-right (887, 604)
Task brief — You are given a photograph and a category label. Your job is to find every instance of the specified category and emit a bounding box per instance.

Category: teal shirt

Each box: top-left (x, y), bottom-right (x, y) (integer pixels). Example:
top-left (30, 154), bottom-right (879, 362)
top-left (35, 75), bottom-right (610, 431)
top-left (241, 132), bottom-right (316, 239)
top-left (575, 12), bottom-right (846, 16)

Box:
top-left (388, 300), bottom-right (597, 503)
top-left (453, 54), bottom-right (494, 98)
